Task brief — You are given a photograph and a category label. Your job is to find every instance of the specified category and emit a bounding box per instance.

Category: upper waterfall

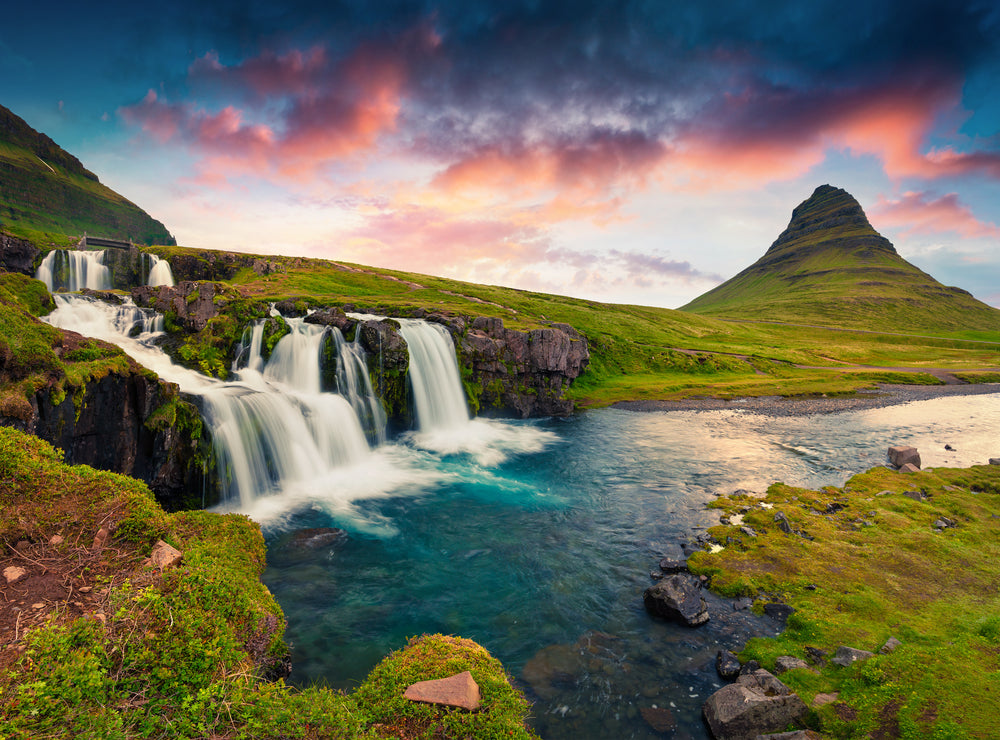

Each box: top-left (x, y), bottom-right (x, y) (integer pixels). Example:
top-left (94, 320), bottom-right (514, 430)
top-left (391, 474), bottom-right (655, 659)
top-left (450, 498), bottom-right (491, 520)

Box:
top-left (35, 249), bottom-right (111, 292)
top-left (144, 253), bottom-right (175, 287)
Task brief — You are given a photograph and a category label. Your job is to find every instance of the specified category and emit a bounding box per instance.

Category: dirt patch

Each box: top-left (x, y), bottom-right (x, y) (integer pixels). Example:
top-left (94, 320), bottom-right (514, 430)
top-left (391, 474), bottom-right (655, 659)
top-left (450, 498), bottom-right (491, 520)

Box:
top-left (871, 699), bottom-right (902, 740)
top-left (1, 532), bottom-right (156, 674)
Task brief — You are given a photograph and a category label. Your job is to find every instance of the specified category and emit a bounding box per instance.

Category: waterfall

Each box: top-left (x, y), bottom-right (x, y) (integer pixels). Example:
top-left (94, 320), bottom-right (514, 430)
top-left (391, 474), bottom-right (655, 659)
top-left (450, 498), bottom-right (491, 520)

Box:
top-left (35, 249), bottom-right (110, 292)
top-left (144, 253), bottom-right (175, 287)
top-left (396, 319), bottom-right (469, 431)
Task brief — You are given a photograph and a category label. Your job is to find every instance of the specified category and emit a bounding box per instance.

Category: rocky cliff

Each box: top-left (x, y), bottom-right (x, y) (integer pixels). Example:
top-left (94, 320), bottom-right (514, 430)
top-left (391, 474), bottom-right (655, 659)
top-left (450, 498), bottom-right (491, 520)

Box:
top-left (0, 233), bottom-right (40, 275)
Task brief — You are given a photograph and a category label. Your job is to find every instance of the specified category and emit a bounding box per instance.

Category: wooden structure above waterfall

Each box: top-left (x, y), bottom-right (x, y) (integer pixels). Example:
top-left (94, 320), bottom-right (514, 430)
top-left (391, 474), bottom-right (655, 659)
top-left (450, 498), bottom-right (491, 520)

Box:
top-left (80, 235), bottom-right (132, 250)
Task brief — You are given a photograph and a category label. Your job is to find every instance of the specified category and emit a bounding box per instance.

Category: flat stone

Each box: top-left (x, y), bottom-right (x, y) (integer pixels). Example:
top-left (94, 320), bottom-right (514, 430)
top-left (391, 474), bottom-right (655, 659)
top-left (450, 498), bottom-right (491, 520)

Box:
top-left (48, 534), bottom-right (64, 546)
top-left (774, 656), bottom-right (811, 674)
top-left (3, 566), bottom-right (27, 584)
top-left (150, 540), bottom-right (183, 570)
top-left (898, 463), bottom-right (920, 474)
top-left (763, 603), bottom-right (795, 623)
top-left (831, 646), bottom-right (875, 667)
top-left (657, 557), bottom-right (688, 574)
top-left (404, 670), bottom-right (480, 710)
top-left (879, 637), bottom-right (902, 654)
top-left (901, 490), bottom-right (926, 502)
top-left (92, 527), bottom-right (110, 549)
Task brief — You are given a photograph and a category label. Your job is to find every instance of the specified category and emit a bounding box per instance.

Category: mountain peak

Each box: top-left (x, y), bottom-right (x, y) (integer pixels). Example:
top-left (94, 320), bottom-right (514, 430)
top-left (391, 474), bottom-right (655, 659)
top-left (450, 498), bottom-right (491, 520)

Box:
top-left (680, 184), bottom-right (1000, 332)
top-left (764, 184), bottom-right (896, 261)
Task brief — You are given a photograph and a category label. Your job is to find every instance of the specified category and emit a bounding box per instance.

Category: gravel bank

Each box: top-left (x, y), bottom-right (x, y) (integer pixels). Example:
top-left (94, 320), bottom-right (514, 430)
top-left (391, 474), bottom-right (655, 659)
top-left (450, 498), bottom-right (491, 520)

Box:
top-left (612, 383), bottom-right (1000, 418)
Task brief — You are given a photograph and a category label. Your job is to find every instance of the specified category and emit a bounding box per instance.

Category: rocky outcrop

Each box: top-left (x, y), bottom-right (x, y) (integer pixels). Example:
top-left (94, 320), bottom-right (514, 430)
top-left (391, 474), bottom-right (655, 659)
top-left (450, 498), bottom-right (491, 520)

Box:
top-left (453, 316), bottom-right (589, 417)
top-left (168, 250), bottom-right (286, 282)
top-left (1, 334), bottom-right (204, 510)
top-left (0, 233), bottom-right (40, 275)
top-left (132, 281), bottom-right (225, 332)
top-left (702, 669), bottom-right (808, 740)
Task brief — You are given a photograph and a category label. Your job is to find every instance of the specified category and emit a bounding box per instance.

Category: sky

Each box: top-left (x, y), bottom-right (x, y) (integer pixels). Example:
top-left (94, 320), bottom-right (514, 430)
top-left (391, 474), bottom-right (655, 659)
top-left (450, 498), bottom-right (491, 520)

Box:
top-left (2, 0), bottom-right (999, 308)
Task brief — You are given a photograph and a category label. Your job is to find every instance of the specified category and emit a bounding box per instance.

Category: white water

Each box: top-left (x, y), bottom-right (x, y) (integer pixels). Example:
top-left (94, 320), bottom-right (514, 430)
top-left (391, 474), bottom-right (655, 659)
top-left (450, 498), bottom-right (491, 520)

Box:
top-left (397, 319), bottom-right (470, 431)
top-left (144, 254), bottom-right (175, 287)
top-left (35, 249), bottom-right (111, 292)
top-left (40, 295), bottom-right (551, 529)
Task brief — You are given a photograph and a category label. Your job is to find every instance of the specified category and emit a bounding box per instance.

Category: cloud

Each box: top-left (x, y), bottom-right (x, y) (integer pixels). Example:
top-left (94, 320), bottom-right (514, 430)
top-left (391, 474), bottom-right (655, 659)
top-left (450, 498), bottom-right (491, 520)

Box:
top-left (871, 191), bottom-right (1000, 239)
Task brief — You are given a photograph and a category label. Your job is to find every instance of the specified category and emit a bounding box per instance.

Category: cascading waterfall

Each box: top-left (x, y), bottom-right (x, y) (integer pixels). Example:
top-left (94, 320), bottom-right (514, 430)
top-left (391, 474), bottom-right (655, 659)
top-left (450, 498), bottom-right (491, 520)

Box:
top-left (35, 249), bottom-right (111, 292)
top-left (143, 253), bottom-right (175, 287)
top-left (41, 290), bottom-right (508, 516)
top-left (396, 319), bottom-right (469, 431)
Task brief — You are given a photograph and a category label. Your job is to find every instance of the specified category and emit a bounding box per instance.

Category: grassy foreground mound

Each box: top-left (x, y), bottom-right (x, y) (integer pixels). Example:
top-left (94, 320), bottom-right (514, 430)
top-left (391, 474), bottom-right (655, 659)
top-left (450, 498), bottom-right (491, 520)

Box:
top-left (0, 427), bottom-right (538, 739)
top-left (691, 463), bottom-right (1000, 738)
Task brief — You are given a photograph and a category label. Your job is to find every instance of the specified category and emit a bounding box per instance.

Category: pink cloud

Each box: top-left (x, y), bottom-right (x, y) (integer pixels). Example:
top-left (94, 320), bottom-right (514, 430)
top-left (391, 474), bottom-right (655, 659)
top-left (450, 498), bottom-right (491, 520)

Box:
top-left (871, 191), bottom-right (1000, 239)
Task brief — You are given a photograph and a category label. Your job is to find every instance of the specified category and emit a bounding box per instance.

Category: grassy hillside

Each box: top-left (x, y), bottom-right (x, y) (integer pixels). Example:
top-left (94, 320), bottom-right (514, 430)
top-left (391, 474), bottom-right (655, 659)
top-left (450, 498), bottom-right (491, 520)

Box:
top-left (151, 244), bottom-right (1000, 407)
top-left (0, 104), bottom-right (174, 246)
top-left (694, 463), bottom-right (1000, 738)
top-left (682, 185), bottom-right (1000, 334)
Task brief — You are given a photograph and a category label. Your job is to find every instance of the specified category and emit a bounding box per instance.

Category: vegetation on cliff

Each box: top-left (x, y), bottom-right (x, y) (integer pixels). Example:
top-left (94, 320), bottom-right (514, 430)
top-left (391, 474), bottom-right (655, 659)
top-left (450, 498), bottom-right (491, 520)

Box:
top-left (691, 463), bottom-right (1000, 738)
top-left (0, 426), bottom-right (539, 739)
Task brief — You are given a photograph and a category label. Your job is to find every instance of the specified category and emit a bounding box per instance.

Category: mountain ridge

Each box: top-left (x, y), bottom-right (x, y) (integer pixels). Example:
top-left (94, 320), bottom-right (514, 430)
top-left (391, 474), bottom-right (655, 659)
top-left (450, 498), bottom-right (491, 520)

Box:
top-left (0, 103), bottom-right (174, 246)
top-left (681, 185), bottom-right (999, 333)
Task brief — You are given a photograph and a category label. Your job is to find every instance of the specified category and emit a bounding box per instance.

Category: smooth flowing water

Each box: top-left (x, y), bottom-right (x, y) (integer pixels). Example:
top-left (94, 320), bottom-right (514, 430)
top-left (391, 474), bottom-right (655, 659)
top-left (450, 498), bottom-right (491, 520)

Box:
top-left (36, 249), bottom-right (111, 292)
top-left (262, 392), bottom-right (1000, 739)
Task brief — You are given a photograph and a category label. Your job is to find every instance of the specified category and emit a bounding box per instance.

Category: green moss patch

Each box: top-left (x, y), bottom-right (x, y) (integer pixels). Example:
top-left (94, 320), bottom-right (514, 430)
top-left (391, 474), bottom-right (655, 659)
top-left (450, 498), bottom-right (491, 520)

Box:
top-left (692, 464), bottom-right (1000, 738)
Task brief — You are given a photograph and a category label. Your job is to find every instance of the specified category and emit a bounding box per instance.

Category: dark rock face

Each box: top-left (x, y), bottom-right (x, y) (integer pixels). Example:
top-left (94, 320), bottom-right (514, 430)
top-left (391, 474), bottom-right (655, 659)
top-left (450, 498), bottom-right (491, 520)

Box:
top-left (702, 669), bottom-right (808, 740)
top-left (0, 233), bottom-right (40, 275)
top-left (643, 574), bottom-right (709, 627)
top-left (2, 347), bottom-right (202, 510)
top-left (168, 251), bottom-right (286, 282)
top-left (132, 282), bottom-right (223, 332)
top-left (830, 646), bottom-right (875, 667)
top-left (454, 317), bottom-right (589, 417)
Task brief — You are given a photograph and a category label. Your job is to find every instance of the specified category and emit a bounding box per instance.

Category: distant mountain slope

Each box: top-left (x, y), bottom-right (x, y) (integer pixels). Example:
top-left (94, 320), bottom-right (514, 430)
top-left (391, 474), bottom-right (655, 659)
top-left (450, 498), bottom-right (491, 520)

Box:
top-left (0, 104), bottom-right (174, 245)
top-left (682, 185), bottom-right (1000, 334)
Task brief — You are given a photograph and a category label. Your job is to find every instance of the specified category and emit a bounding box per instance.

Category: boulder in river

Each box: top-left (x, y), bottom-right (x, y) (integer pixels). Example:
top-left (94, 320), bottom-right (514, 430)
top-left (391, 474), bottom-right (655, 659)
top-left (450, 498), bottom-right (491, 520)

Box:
top-left (643, 574), bottom-right (709, 627)
top-left (887, 445), bottom-right (920, 469)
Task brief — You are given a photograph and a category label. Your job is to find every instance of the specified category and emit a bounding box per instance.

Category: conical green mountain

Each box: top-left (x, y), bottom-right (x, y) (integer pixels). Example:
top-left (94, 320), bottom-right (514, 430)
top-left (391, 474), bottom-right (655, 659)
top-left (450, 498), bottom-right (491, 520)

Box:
top-left (0, 104), bottom-right (174, 245)
top-left (681, 185), bottom-right (1000, 334)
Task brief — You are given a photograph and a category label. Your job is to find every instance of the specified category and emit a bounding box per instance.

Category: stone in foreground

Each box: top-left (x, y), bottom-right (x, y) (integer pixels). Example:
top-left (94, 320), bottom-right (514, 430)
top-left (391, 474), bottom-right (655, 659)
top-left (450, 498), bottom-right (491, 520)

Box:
top-left (404, 670), bottom-right (481, 710)
top-left (3, 566), bottom-right (27, 584)
top-left (643, 574), bottom-right (709, 626)
top-left (888, 445), bottom-right (920, 469)
top-left (150, 540), bottom-right (183, 570)
top-left (773, 656), bottom-right (811, 674)
top-left (898, 463), bottom-right (920, 474)
top-left (702, 669), bottom-right (808, 740)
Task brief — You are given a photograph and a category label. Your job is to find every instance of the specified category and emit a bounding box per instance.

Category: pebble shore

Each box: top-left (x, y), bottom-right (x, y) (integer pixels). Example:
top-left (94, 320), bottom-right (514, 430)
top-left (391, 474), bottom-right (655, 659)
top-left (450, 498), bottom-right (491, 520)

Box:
top-left (613, 383), bottom-right (1000, 417)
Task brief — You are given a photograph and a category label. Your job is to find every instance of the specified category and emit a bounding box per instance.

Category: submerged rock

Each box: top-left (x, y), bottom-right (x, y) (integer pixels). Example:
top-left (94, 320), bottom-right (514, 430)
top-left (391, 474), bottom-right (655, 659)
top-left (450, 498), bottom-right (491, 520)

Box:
top-left (291, 528), bottom-right (349, 550)
top-left (716, 649), bottom-right (741, 680)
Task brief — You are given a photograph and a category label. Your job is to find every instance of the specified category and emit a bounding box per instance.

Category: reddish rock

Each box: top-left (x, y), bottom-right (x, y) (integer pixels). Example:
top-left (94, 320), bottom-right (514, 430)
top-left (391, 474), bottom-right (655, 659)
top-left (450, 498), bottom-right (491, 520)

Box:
top-left (3, 566), bottom-right (27, 584)
top-left (404, 670), bottom-right (481, 711)
top-left (92, 527), bottom-right (110, 549)
top-left (150, 540), bottom-right (183, 569)
top-left (898, 463), bottom-right (920, 474)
